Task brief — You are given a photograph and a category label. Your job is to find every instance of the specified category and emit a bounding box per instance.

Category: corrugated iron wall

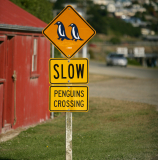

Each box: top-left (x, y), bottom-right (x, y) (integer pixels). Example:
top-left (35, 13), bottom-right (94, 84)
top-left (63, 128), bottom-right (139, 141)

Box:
top-left (0, 32), bottom-right (50, 133)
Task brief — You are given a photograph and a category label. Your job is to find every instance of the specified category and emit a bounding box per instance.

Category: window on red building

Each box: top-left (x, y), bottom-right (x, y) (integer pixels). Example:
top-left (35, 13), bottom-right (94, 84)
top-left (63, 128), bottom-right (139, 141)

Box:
top-left (32, 38), bottom-right (37, 72)
top-left (31, 37), bottom-right (40, 78)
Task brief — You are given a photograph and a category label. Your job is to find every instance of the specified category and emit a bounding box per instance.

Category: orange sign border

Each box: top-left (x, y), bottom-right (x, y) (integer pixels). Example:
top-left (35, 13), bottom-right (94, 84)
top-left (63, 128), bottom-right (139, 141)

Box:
top-left (42, 5), bottom-right (96, 59)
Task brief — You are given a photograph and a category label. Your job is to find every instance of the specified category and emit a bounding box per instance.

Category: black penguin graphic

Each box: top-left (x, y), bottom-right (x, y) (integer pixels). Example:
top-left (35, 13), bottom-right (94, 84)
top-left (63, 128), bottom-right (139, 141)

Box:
top-left (69, 23), bottom-right (83, 41)
top-left (55, 21), bottom-right (70, 41)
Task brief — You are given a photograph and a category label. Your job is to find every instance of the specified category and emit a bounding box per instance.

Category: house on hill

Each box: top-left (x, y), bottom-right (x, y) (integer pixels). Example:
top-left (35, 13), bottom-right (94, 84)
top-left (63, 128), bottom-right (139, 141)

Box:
top-left (0, 0), bottom-right (50, 134)
top-left (93, 0), bottom-right (115, 6)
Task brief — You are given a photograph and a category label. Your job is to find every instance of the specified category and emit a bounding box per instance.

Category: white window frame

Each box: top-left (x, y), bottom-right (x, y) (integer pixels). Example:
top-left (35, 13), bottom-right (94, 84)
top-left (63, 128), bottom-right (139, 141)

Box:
top-left (31, 38), bottom-right (38, 72)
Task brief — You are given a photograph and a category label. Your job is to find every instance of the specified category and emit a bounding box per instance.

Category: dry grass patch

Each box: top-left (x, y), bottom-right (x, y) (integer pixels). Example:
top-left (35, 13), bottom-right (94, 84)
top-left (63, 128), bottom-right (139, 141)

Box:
top-left (89, 74), bottom-right (112, 82)
top-left (89, 73), bottom-right (137, 83)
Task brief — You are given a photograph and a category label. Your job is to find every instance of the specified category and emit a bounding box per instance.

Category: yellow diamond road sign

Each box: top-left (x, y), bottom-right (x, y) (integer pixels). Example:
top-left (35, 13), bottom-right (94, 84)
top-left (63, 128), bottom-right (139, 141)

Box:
top-left (49, 86), bottom-right (89, 112)
top-left (49, 58), bottom-right (88, 84)
top-left (42, 5), bottom-right (96, 59)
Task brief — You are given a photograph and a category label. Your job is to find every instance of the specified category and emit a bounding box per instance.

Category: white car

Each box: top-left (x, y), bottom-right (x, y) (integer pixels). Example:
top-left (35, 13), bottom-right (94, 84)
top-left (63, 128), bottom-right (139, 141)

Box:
top-left (106, 53), bottom-right (127, 67)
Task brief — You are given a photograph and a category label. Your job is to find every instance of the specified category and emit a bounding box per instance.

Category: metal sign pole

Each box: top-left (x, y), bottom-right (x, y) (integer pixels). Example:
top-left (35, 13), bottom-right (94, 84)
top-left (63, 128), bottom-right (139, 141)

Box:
top-left (50, 44), bottom-right (54, 119)
top-left (82, 43), bottom-right (87, 58)
top-left (66, 112), bottom-right (72, 160)
top-left (52, 44), bottom-right (54, 58)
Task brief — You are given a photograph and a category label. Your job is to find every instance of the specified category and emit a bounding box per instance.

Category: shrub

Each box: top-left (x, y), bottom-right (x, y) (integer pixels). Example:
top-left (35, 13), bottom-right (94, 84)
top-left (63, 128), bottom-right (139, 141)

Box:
top-left (89, 50), bottom-right (95, 59)
top-left (109, 37), bottom-right (121, 44)
top-left (127, 58), bottom-right (141, 66)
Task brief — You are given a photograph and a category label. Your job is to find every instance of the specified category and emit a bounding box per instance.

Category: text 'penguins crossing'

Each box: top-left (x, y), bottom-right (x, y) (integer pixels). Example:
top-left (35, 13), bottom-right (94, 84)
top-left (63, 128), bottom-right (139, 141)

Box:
top-left (49, 86), bottom-right (89, 112)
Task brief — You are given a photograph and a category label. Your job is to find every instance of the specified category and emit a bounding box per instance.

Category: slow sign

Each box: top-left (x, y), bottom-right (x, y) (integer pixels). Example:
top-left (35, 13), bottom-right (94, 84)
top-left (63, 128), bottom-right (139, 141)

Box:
top-left (49, 58), bottom-right (88, 84)
top-left (49, 86), bottom-right (89, 112)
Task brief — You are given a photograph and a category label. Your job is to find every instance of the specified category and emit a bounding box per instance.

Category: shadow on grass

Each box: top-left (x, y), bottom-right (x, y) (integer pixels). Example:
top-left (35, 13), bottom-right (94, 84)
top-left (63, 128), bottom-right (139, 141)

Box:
top-left (0, 158), bottom-right (17, 160)
top-left (151, 155), bottom-right (158, 160)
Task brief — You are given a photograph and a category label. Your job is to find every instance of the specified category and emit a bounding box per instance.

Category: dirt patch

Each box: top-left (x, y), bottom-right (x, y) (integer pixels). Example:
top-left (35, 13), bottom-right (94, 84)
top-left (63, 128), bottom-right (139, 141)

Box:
top-left (0, 119), bottom-right (54, 143)
top-left (0, 128), bottom-right (24, 143)
top-left (89, 74), bottom-right (112, 82)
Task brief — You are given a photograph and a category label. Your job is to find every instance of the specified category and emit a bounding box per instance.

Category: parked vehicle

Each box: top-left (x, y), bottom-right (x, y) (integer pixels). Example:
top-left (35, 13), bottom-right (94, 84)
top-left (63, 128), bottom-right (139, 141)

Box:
top-left (106, 53), bottom-right (128, 67)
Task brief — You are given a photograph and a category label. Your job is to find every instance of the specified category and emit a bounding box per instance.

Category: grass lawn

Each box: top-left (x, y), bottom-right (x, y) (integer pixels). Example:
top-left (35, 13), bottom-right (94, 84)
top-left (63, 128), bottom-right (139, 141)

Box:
top-left (0, 97), bottom-right (158, 160)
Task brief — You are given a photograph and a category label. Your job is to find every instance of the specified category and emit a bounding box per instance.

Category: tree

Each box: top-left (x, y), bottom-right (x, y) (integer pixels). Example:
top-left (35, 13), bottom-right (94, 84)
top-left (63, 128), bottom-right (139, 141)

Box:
top-left (87, 4), bottom-right (141, 37)
top-left (53, 0), bottom-right (78, 9)
top-left (10, 0), bottom-right (53, 23)
top-left (106, 17), bottom-right (141, 37)
top-left (87, 4), bottom-right (108, 34)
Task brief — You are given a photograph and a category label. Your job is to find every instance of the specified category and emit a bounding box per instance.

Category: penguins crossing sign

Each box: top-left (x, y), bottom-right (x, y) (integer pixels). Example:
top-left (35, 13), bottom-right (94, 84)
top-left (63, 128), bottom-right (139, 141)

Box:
top-left (42, 5), bottom-right (96, 59)
top-left (49, 86), bottom-right (89, 112)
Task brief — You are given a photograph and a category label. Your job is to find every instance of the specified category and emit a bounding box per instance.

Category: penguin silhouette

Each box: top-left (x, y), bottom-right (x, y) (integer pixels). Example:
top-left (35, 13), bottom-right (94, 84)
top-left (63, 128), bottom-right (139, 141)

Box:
top-left (55, 21), bottom-right (70, 41)
top-left (69, 23), bottom-right (83, 41)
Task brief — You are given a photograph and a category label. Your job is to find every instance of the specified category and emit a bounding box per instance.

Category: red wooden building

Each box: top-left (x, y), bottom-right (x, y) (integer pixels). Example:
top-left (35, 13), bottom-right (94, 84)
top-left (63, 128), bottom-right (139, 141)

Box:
top-left (0, 0), bottom-right (50, 133)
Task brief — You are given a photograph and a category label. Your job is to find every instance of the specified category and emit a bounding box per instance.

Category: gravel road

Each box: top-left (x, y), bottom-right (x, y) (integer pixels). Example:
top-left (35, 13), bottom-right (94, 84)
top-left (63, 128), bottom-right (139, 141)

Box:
top-left (89, 61), bottom-right (158, 106)
top-left (89, 61), bottom-right (158, 79)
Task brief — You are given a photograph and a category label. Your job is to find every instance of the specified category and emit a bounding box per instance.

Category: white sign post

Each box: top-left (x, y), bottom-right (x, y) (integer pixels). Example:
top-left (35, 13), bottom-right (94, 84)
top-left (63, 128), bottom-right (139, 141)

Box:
top-left (50, 44), bottom-right (54, 119)
top-left (66, 112), bottom-right (72, 160)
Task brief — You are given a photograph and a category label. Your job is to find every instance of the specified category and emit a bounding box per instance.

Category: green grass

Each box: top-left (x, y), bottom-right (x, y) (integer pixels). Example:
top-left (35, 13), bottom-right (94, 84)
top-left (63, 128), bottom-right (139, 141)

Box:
top-left (128, 58), bottom-right (142, 66)
top-left (0, 98), bottom-right (158, 160)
